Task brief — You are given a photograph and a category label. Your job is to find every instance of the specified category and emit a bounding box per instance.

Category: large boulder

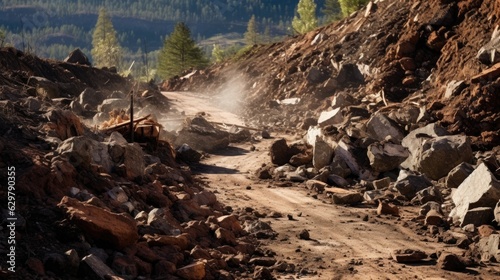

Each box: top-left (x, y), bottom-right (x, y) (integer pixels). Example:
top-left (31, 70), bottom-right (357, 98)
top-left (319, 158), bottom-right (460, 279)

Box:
top-left (58, 196), bottom-right (138, 249)
top-left (269, 138), bottom-right (292, 166)
top-left (107, 132), bottom-right (145, 179)
top-left (395, 170), bottom-right (433, 200)
top-left (98, 98), bottom-right (130, 114)
top-left (367, 142), bottom-right (408, 172)
top-left (29, 76), bottom-right (60, 99)
top-left (416, 135), bottom-right (473, 180)
top-left (335, 139), bottom-right (376, 181)
top-left (449, 163), bottom-right (500, 226)
top-left (45, 109), bottom-right (85, 141)
top-left (366, 112), bottom-right (404, 143)
top-left (57, 136), bottom-right (113, 172)
top-left (174, 116), bottom-right (229, 152)
top-left (312, 136), bottom-right (335, 169)
top-left (64, 48), bottom-right (91, 66)
top-left (401, 123), bottom-right (448, 170)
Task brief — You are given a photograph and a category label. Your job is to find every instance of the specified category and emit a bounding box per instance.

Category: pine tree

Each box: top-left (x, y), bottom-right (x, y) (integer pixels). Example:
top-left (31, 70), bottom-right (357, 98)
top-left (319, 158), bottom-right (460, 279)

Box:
top-left (338, 0), bottom-right (369, 17)
top-left (91, 8), bottom-right (122, 68)
top-left (244, 15), bottom-right (259, 45)
top-left (292, 0), bottom-right (318, 34)
top-left (157, 22), bottom-right (207, 79)
top-left (263, 26), bottom-right (271, 43)
top-left (322, 0), bottom-right (341, 22)
top-left (0, 28), bottom-right (6, 47)
top-left (212, 44), bottom-right (225, 63)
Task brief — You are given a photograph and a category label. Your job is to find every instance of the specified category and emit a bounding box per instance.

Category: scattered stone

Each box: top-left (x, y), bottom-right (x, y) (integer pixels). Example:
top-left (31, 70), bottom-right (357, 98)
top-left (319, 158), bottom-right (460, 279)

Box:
top-left (253, 266), bottom-right (274, 280)
top-left (177, 143), bottom-right (202, 163)
top-left (377, 201), bottom-right (399, 216)
top-left (394, 170), bottom-right (432, 200)
top-left (461, 207), bottom-right (494, 227)
top-left (298, 229), bottom-right (310, 240)
top-left (78, 88), bottom-right (103, 109)
top-left (445, 162), bottom-right (474, 189)
top-left (478, 225), bottom-right (497, 238)
top-left (312, 136), bottom-right (335, 169)
top-left (174, 116), bottom-right (230, 152)
top-left (366, 112), bottom-right (404, 143)
top-left (269, 138), bottom-right (292, 165)
top-left (367, 142), bottom-right (408, 172)
top-left (416, 135), bottom-right (473, 180)
top-left (317, 108), bottom-right (343, 127)
top-left (391, 249), bottom-right (427, 263)
top-left (176, 262), bottom-right (206, 280)
top-left (305, 180), bottom-right (328, 193)
top-left (420, 201), bottom-right (442, 216)
top-left (80, 254), bottom-right (116, 279)
top-left (57, 136), bottom-right (113, 172)
top-left (373, 177), bottom-right (391, 189)
top-left (413, 186), bottom-right (442, 204)
top-left (326, 187), bottom-right (364, 205)
top-left (476, 234), bottom-right (500, 262)
top-left (449, 163), bottom-right (500, 226)
top-left (425, 210), bottom-right (444, 226)
top-left (437, 253), bottom-right (466, 271)
top-left (444, 80), bottom-right (466, 99)
top-left (58, 196), bottom-right (139, 249)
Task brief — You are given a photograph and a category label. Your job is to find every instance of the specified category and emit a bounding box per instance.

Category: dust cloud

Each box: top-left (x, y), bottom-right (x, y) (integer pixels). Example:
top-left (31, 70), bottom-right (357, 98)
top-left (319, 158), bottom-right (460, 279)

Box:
top-left (210, 71), bottom-right (248, 115)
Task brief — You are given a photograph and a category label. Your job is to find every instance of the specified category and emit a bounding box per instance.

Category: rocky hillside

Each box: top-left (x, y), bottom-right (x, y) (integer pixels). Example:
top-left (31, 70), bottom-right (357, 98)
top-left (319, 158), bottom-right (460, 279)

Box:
top-left (166, 0), bottom-right (500, 149)
top-left (0, 47), bottom-right (282, 279)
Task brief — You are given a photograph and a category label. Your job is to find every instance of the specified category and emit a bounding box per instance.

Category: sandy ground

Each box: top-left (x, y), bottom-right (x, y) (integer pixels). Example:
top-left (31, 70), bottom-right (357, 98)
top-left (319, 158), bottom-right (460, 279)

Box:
top-left (163, 91), bottom-right (499, 280)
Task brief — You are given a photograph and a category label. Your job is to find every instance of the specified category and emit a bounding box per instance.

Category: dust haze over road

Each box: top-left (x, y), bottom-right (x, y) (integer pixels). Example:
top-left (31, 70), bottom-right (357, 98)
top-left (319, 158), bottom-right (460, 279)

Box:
top-left (164, 91), bottom-right (494, 280)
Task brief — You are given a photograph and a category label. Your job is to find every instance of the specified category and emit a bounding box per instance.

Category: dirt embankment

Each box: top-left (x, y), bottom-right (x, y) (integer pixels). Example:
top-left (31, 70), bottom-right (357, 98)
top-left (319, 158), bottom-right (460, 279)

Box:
top-left (165, 0), bottom-right (500, 149)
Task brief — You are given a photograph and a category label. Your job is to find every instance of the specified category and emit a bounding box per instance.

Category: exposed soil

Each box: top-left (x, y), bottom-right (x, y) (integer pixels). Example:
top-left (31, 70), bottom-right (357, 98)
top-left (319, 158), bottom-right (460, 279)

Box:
top-left (165, 91), bottom-right (500, 279)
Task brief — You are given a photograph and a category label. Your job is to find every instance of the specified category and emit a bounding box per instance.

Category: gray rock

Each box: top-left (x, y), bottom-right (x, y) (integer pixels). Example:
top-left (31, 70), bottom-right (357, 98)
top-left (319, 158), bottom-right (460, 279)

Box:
top-left (336, 63), bottom-right (365, 87)
top-left (366, 112), bottom-right (404, 143)
top-left (305, 180), bottom-right (328, 193)
top-left (449, 163), bottom-right (500, 226)
top-left (437, 253), bottom-right (466, 271)
top-left (331, 92), bottom-right (356, 109)
top-left (108, 187), bottom-right (128, 204)
top-left (401, 123), bottom-right (449, 170)
top-left (64, 48), bottom-right (91, 66)
top-left (174, 116), bottom-right (230, 152)
top-left (391, 249), bottom-right (427, 263)
top-left (420, 201), bottom-right (442, 217)
top-left (394, 170), bottom-right (432, 200)
top-left (373, 177), bottom-right (391, 189)
top-left (446, 162), bottom-right (474, 189)
top-left (98, 98), bottom-right (130, 114)
top-left (177, 143), bottom-right (202, 163)
top-left (444, 80), bottom-right (466, 99)
top-left (29, 76), bottom-right (60, 99)
top-left (78, 88), bottom-right (103, 109)
top-left (147, 208), bottom-right (177, 235)
top-left (23, 97), bottom-right (42, 111)
top-left (57, 136), bottom-right (113, 172)
top-left (317, 108), bottom-right (343, 127)
top-left (461, 207), bottom-right (494, 227)
top-left (70, 100), bottom-right (84, 115)
top-left (364, 190), bottom-right (385, 202)
top-left (412, 186), bottom-right (442, 205)
top-left (367, 142), bottom-right (408, 172)
top-left (306, 67), bottom-right (330, 84)
top-left (312, 136), bottom-right (334, 169)
top-left (327, 174), bottom-right (349, 187)
top-left (476, 234), bottom-right (500, 262)
top-left (335, 139), bottom-right (377, 181)
top-left (477, 25), bottom-right (500, 65)
top-left (93, 112), bottom-right (108, 124)
top-left (495, 200), bottom-right (500, 226)
top-left (80, 254), bottom-right (116, 279)
top-left (416, 135), bottom-right (473, 180)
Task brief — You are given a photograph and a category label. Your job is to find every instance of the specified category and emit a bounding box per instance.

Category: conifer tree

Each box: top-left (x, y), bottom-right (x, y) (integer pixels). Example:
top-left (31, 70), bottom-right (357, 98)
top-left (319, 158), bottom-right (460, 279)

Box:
top-left (263, 26), bottom-right (271, 43)
top-left (157, 22), bottom-right (207, 79)
top-left (292, 0), bottom-right (318, 34)
top-left (338, 0), bottom-right (369, 17)
top-left (91, 8), bottom-right (122, 68)
top-left (244, 15), bottom-right (259, 45)
top-left (322, 0), bottom-right (342, 22)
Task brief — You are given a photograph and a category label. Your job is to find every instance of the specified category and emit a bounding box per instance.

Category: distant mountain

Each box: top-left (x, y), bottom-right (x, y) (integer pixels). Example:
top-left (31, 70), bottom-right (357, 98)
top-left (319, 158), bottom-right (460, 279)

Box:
top-left (0, 0), bottom-right (327, 62)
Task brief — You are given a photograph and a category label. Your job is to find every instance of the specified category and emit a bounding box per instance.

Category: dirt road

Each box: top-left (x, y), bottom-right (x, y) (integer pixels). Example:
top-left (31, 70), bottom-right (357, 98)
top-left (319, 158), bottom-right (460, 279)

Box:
top-left (163, 91), bottom-right (496, 280)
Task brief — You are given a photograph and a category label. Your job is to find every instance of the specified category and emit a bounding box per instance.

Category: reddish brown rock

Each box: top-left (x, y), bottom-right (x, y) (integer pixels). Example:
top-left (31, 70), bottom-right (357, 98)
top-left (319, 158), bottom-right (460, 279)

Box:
top-left (58, 196), bottom-right (138, 249)
top-left (176, 262), bottom-right (206, 280)
top-left (391, 249), bottom-right (427, 263)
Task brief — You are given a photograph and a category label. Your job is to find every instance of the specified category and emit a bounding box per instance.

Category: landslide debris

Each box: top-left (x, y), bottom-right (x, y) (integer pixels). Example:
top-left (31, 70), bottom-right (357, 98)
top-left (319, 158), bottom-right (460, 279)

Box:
top-left (165, 0), bottom-right (500, 149)
top-left (0, 47), bottom-right (281, 280)
top-left (162, 0), bottom-right (500, 276)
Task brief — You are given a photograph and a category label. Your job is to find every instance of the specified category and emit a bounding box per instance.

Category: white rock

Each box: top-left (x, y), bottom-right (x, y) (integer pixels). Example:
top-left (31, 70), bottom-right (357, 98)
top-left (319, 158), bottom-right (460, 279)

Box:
top-left (318, 108), bottom-right (343, 127)
top-left (449, 163), bottom-right (500, 226)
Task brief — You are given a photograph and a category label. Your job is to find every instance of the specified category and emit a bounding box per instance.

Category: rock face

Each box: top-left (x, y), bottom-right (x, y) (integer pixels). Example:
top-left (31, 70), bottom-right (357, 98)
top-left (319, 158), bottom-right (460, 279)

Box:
top-left (58, 196), bottom-right (139, 249)
top-left (174, 116), bottom-right (230, 152)
top-left (57, 136), bottom-right (113, 172)
top-left (449, 163), bottom-right (500, 226)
